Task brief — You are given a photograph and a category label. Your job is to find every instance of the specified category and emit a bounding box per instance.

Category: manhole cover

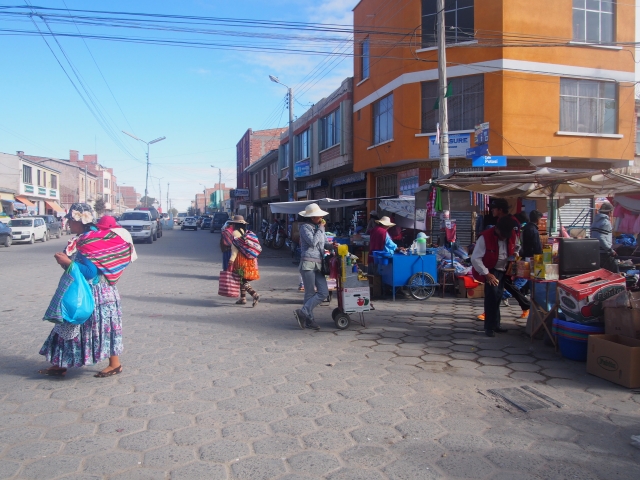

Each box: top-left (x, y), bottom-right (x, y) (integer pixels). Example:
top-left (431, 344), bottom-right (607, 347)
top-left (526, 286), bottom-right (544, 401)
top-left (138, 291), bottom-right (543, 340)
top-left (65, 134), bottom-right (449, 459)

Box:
top-left (488, 386), bottom-right (562, 412)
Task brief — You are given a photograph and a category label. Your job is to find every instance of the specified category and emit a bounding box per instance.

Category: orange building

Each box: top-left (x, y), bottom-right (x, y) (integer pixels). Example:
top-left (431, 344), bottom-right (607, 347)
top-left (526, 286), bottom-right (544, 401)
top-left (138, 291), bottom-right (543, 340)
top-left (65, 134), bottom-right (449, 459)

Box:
top-left (353, 0), bottom-right (636, 203)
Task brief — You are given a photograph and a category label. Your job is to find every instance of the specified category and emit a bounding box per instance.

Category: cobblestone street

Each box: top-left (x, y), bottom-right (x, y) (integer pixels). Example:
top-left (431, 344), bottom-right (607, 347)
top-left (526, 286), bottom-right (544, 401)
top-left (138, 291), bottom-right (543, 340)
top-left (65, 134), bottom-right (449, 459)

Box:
top-left (1, 228), bottom-right (639, 479)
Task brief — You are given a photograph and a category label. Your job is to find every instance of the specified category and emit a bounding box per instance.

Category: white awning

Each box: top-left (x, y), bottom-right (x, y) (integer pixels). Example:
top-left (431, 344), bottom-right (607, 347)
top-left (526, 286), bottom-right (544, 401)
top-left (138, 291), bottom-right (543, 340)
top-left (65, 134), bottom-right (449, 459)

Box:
top-left (269, 198), bottom-right (365, 214)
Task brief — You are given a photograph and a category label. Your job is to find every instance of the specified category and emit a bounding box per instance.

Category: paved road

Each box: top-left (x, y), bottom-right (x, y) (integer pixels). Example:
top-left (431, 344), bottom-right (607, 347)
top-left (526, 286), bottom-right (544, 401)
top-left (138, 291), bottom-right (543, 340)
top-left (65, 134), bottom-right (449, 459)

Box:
top-left (0, 228), bottom-right (639, 479)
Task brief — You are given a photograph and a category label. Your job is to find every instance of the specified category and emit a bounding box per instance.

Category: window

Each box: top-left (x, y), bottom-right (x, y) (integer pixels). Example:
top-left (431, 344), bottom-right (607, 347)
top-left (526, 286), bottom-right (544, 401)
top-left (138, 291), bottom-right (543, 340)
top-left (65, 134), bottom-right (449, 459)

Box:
top-left (422, 0), bottom-right (474, 47)
top-left (104, 178), bottom-right (110, 189)
top-left (296, 129), bottom-right (310, 161)
top-left (37, 170), bottom-right (43, 187)
top-left (360, 38), bottom-right (370, 80)
top-left (422, 75), bottom-right (484, 132)
top-left (560, 78), bottom-right (616, 134)
top-left (23, 165), bottom-right (32, 184)
top-left (321, 108), bottom-right (341, 150)
top-left (271, 163), bottom-right (277, 175)
top-left (254, 173), bottom-right (258, 187)
top-left (373, 94), bottom-right (394, 145)
top-left (400, 176), bottom-right (419, 195)
top-left (573, 0), bottom-right (614, 44)
top-left (376, 174), bottom-right (397, 197)
top-left (50, 174), bottom-right (57, 189)
top-left (262, 168), bottom-right (267, 184)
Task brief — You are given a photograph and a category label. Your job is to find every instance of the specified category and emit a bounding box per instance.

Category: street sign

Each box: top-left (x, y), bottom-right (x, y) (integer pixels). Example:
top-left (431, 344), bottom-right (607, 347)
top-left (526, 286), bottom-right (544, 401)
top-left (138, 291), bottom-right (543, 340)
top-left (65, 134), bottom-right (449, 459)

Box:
top-left (475, 122), bottom-right (489, 145)
top-left (466, 144), bottom-right (489, 158)
top-left (429, 133), bottom-right (470, 159)
top-left (471, 155), bottom-right (507, 167)
top-left (233, 188), bottom-right (249, 197)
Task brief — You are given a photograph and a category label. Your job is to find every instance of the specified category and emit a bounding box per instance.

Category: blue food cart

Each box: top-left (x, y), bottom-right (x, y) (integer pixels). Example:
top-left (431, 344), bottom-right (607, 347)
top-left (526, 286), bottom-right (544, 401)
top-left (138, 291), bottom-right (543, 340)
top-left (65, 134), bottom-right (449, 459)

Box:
top-left (375, 250), bottom-right (438, 301)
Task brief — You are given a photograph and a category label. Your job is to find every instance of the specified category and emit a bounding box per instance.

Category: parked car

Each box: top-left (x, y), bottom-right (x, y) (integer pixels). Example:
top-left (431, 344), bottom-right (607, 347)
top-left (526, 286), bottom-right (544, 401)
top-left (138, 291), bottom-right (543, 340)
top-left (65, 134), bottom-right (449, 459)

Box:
top-left (0, 221), bottom-right (11, 247)
top-left (34, 215), bottom-right (62, 239)
top-left (135, 206), bottom-right (162, 238)
top-left (201, 217), bottom-right (212, 230)
top-left (181, 217), bottom-right (198, 231)
top-left (175, 212), bottom-right (187, 226)
top-left (8, 217), bottom-right (48, 244)
top-left (119, 210), bottom-right (158, 244)
top-left (210, 212), bottom-right (230, 232)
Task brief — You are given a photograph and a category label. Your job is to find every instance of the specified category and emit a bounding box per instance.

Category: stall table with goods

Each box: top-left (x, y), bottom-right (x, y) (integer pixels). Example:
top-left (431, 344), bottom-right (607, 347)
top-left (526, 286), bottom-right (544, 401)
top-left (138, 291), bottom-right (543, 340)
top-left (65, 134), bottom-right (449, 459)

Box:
top-left (374, 249), bottom-right (438, 301)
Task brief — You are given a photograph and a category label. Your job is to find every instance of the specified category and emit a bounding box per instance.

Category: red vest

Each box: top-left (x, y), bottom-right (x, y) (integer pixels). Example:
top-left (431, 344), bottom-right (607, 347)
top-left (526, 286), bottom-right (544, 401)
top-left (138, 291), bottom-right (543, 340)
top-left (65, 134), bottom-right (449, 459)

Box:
top-left (472, 227), bottom-right (516, 282)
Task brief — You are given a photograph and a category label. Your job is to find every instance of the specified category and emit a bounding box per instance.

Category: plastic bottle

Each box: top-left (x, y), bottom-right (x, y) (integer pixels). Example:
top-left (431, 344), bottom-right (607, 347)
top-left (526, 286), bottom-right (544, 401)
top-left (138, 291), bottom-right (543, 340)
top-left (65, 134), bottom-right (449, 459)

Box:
top-left (416, 237), bottom-right (427, 255)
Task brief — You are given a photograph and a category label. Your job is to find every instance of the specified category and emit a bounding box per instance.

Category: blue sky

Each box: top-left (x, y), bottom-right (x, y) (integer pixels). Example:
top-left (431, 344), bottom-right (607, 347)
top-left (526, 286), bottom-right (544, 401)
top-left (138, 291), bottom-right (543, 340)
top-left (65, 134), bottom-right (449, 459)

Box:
top-left (0, 0), bottom-right (356, 210)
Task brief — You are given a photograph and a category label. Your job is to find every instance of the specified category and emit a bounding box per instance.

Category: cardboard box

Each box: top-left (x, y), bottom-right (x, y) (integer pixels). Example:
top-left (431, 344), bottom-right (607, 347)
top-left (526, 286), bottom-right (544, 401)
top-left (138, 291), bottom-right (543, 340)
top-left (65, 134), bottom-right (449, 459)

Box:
top-left (557, 269), bottom-right (626, 323)
top-left (586, 334), bottom-right (640, 388)
top-left (456, 278), bottom-right (484, 298)
top-left (516, 260), bottom-right (531, 278)
top-left (342, 287), bottom-right (373, 313)
top-left (535, 264), bottom-right (559, 280)
top-left (605, 307), bottom-right (640, 340)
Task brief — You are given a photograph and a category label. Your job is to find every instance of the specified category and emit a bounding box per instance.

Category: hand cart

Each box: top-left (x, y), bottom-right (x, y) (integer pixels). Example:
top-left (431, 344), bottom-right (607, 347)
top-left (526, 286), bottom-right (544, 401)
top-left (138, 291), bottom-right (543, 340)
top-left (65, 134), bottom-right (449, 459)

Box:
top-left (331, 256), bottom-right (372, 330)
top-left (375, 251), bottom-right (438, 301)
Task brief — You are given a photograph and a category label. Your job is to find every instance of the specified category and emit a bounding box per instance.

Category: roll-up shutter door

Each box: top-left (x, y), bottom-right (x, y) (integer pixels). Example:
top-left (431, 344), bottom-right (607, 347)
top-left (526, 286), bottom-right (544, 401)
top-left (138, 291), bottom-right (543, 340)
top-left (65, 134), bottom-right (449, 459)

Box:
top-left (429, 211), bottom-right (473, 247)
top-left (558, 198), bottom-right (593, 237)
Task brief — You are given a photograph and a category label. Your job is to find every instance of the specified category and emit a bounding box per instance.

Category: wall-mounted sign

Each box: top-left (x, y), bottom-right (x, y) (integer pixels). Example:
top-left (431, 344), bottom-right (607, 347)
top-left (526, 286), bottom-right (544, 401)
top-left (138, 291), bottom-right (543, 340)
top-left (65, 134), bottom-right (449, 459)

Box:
top-left (333, 171), bottom-right (366, 187)
top-left (466, 144), bottom-right (489, 158)
top-left (294, 160), bottom-right (310, 179)
top-left (429, 133), bottom-right (470, 159)
top-left (475, 122), bottom-right (489, 145)
top-left (471, 155), bottom-right (507, 167)
top-left (306, 178), bottom-right (327, 189)
top-left (232, 188), bottom-right (249, 198)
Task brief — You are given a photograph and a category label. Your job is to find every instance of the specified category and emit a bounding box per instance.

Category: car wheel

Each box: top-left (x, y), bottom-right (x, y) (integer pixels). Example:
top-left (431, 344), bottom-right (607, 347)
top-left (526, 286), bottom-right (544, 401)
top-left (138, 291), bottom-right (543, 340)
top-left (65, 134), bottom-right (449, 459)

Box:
top-left (152, 231), bottom-right (157, 241)
top-left (42, 232), bottom-right (48, 242)
top-left (146, 235), bottom-right (153, 244)
top-left (4, 236), bottom-right (11, 247)
top-left (29, 234), bottom-right (35, 244)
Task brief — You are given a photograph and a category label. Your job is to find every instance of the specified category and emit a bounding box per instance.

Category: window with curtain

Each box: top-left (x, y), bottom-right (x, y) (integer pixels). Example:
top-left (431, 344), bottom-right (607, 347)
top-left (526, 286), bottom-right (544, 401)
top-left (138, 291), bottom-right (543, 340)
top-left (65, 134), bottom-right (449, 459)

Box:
top-left (360, 38), bottom-right (370, 80)
top-left (51, 174), bottom-right (57, 189)
top-left (22, 165), bottom-right (32, 184)
top-left (373, 94), bottom-right (394, 145)
top-left (320, 108), bottom-right (341, 150)
top-left (422, 75), bottom-right (484, 133)
top-left (422, 0), bottom-right (474, 48)
top-left (572, 0), bottom-right (614, 44)
top-left (560, 78), bottom-right (616, 134)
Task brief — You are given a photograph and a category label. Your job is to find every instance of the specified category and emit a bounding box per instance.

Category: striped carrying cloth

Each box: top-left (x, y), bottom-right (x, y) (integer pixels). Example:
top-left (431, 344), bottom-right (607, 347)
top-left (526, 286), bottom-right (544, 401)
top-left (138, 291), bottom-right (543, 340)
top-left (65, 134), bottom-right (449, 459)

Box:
top-left (66, 228), bottom-right (137, 285)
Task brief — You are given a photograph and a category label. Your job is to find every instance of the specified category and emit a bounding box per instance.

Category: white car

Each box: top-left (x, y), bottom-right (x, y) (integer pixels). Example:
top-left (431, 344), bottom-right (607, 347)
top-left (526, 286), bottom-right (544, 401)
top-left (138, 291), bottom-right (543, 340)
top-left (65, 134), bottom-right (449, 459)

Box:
top-left (181, 217), bottom-right (198, 231)
top-left (9, 217), bottom-right (48, 244)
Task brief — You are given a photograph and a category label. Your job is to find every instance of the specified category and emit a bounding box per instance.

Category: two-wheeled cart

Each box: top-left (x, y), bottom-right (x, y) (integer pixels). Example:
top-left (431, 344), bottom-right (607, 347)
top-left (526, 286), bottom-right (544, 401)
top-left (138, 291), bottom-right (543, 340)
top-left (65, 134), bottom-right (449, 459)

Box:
top-left (375, 250), bottom-right (438, 301)
top-left (330, 257), bottom-right (372, 330)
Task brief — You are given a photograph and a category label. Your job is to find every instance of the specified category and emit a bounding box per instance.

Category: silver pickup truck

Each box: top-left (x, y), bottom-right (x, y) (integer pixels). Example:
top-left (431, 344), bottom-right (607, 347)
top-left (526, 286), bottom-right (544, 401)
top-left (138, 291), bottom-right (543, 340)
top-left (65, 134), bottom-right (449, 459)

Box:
top-left (118, 210), bottom-right (158, 244)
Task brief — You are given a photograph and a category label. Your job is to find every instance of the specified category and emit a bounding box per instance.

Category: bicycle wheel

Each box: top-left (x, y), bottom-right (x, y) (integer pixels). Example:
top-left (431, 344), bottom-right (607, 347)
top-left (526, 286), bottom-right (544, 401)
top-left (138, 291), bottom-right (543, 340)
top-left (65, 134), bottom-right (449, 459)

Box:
top-left (407, 272), bottom-right (436, 301)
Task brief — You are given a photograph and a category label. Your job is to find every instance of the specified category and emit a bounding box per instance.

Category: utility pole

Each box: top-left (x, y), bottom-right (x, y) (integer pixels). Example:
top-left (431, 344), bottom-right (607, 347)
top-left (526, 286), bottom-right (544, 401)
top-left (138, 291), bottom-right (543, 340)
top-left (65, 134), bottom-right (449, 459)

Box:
top-left (218, 168), bottom-right (222, 212)
top-left (287, 87), bottom-right (294, 201)
top-left (437, 0), bottom-right (449, 176)
top-left (167, 183), bottom-right (169, 215)
top-left (145, 146), bottom-right (150, 206)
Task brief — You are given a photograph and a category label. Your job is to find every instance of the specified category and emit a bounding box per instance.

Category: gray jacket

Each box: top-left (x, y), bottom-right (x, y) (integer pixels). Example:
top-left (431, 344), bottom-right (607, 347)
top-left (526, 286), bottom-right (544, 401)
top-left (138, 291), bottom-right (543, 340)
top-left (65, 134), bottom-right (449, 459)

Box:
top-left (590, 213), bottom-right (613, 254)
top-left (299, 222), bottom-right (326, 263)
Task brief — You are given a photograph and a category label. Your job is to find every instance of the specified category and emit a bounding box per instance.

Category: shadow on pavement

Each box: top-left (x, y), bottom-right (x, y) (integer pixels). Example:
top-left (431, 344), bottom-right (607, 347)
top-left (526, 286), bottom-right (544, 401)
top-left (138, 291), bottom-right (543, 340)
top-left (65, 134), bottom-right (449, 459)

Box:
top-left (151, 272), bottom-right (217, 281)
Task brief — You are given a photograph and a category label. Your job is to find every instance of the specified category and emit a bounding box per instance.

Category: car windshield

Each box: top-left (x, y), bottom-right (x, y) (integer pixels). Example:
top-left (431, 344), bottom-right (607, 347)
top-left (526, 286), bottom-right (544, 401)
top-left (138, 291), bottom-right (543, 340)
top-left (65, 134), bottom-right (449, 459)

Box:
top-left (185, 217), bottom-right (195, 221)
top-left (9, 219), bottom-right (33, 227)
top-left (121, 212), bottom-right (149, 221)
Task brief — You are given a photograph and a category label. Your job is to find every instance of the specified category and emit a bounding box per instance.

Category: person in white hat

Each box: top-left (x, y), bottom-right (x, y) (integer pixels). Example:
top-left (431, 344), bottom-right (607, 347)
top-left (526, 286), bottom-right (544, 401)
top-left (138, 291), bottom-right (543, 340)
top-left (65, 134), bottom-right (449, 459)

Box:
top-left (294, 203), bottom-right (332, 330)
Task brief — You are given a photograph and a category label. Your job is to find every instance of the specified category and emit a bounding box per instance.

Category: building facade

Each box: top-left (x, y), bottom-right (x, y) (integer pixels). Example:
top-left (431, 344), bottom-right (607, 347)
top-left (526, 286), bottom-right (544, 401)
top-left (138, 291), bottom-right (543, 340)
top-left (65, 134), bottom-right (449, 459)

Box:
top-left (70, 150), bottom-right (117, 213)
top-left (353, 0), bottom-right (636, 208)
top-left (246, 149), bottom-right (282, 228)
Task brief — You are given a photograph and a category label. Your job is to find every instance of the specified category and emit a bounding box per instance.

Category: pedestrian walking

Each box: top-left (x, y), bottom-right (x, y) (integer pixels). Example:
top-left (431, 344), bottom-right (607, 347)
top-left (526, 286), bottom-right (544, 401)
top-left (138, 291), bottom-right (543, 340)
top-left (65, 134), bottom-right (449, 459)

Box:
top-left (294, 203), bottom-right (332, 330)
top-left (471, 215), bottom-right (520, 337)
top-left (39, 206), bottom-right (137, 377)
top-left (227, 215), bottom-right (260, 306)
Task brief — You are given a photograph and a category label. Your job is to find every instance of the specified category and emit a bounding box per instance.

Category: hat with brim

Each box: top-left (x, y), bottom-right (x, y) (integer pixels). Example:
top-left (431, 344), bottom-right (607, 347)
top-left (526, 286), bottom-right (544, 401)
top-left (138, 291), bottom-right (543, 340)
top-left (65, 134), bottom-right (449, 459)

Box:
top-left (599, 202), bottom-right (614, 213)
top-left (375, 216), bottom-right (395, 227)
top-left (229, 215), bottom-right (248, 224)
top-left (299, 203), bottom-right (329, 217)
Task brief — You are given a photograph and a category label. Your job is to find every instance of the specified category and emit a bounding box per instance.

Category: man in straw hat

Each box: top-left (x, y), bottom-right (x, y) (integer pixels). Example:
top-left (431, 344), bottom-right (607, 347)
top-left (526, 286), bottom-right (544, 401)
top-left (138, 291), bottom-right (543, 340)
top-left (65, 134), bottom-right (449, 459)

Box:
top-left (294, 203), bottom-right (333, 330)
top-left (590, 201), bottom-right (618, 273)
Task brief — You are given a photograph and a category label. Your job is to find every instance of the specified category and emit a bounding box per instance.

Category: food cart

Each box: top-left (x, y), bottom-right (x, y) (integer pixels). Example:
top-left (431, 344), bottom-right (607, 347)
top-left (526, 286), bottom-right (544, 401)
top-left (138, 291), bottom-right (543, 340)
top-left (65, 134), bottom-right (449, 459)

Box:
top-left (374, 250), bottom-right (438, 301)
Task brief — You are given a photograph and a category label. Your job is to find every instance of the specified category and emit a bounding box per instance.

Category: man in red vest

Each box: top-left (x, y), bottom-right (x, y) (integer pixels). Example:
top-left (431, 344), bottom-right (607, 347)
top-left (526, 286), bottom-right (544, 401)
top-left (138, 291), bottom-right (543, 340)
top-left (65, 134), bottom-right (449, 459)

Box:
top-left (471, 215), bottom-right (520, 337)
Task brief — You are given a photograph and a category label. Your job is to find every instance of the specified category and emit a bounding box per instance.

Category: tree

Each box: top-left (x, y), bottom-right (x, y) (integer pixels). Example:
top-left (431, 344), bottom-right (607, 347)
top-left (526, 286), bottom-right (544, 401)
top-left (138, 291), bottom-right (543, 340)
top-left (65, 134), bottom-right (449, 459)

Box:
top-left (170, 208), bottom-right (178, 217)
top-left (138, 196), bottom-right (156, 207)
top-left (94, 197), bottom-right (106, 215)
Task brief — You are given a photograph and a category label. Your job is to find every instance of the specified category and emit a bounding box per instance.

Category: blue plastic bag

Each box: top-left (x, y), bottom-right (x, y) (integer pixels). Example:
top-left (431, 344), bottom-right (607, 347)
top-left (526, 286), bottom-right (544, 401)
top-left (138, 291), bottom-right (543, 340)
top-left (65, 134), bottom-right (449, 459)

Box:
top-left (43, 262), bottom-right (95, 325)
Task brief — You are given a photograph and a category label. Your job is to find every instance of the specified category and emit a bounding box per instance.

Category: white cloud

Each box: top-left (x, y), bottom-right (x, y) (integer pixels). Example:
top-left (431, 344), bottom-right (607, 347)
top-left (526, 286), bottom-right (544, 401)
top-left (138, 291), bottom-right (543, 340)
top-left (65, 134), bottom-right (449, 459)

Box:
top-left (191, 67), bottom-right (212, 75)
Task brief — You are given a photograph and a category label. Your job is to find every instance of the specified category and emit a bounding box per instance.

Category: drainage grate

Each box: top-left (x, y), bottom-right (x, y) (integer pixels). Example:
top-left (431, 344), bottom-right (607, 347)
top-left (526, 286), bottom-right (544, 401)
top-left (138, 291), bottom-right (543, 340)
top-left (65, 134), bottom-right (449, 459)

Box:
top-left (488, 386), bottom-right (562, 412)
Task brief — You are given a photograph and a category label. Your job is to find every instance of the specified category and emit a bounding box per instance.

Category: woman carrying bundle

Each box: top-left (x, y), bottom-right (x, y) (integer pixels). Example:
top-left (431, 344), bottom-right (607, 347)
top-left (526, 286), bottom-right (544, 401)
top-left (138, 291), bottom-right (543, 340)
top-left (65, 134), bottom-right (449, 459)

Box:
top-left (227, 215), bottom-right (261, 307)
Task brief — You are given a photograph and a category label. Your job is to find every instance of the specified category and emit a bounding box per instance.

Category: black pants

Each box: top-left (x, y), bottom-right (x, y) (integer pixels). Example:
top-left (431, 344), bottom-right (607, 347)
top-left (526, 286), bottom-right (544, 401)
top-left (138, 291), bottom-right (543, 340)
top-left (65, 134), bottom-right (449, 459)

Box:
top-left (504, 275), bottom-right (531, 312)
top-left (599, 253), bottom-right (619, 274)
top-left (484, 269), bottom-right (506, 332)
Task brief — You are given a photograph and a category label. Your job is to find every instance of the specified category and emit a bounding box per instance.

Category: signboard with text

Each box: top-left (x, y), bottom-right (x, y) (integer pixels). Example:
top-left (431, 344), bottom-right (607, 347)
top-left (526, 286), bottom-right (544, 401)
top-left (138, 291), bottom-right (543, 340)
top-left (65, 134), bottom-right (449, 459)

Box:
top-left (475, 122), bottom-right (489, 145)
top-left (294, 159), bottom-right (310, 179)
top-left (471, 156), bottom-right (507, 167)
top-left (428, 133), bottom-right (470, 159)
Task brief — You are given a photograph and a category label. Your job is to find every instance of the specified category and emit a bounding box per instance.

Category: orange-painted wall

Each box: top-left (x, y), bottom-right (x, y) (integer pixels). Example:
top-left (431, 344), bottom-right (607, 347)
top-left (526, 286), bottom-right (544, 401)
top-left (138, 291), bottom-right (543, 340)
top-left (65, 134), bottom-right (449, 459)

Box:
top-left (353, 0), bottom-right (636, 173)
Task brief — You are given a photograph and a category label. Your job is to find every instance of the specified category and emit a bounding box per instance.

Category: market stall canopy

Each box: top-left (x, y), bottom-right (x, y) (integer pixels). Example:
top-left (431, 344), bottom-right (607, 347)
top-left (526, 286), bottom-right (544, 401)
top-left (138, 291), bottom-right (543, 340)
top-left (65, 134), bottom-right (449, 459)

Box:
top-left (269, 198), bottom-right (365, 214)
top-left (421, 168), bottom-right (640, 198)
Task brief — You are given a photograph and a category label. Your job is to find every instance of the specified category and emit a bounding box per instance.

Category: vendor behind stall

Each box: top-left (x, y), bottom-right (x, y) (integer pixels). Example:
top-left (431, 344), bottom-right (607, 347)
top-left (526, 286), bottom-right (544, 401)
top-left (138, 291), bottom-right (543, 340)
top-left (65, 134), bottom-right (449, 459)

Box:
top-left (521, 210), bottom-right (543, 258)
top-left (368, 216), bottom-right (405, 273)
top-left (471, 215), bottom-right (520, 337)
top-left (590, 201), bottom-right (619, 273)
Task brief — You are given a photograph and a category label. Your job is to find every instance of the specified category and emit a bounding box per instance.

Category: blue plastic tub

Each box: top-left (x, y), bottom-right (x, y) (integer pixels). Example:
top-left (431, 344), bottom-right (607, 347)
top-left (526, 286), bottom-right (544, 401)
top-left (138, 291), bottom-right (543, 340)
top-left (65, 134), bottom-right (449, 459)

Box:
top-left (552, 318), bottom-right (604, 362)
top-left (372, 251), bottom-right (392, 265)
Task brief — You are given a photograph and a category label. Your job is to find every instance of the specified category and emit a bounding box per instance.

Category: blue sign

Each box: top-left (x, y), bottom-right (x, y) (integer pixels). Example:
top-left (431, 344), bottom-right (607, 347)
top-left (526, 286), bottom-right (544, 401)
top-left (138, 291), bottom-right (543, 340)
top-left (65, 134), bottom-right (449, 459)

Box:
top-left (475, 122), bottom-right (489, 145)
top-left (472, 156), bottom-right (507, 167)
top-left (294, 159), bottom-right (310, 179)
top-left (466, 144), bottom-right (489, 158)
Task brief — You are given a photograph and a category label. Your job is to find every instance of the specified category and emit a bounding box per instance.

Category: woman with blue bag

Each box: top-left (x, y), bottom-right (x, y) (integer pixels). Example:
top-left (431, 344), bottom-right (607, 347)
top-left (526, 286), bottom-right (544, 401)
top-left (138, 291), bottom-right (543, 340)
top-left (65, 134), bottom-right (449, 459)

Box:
top-left (39, 205), bottom-right (136, 378)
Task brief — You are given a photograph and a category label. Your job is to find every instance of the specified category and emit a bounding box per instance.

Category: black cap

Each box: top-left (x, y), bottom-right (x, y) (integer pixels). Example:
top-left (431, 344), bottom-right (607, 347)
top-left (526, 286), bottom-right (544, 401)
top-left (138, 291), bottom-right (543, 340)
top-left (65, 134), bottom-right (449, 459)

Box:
top-left (489, 198), bottom-right (509, 212)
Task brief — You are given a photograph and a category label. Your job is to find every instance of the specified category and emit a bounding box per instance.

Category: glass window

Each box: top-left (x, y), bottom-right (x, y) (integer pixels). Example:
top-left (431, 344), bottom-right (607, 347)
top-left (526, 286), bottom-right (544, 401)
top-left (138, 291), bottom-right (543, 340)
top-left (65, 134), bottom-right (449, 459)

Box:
top-left (422, 75), bottom-right (484, 132)
top-left (376, 174), bottom-right (398, 197)
top-left (50, 174), bottom-right (57, 189)
top-left (296, 129), bottom-right (310, 161)
top-left (360, 38), bottom-right (370, 80)
top-left (262, 168), bottom-right (267, 184)
top-left (373, 94), bottom-right (394, 145)
top-left (422, 0), bottom-right (475, 47)
top-left (22, 165), bottom-right (32, 184)
top-left (560, 78), bottom-right (616, 134)
top-left (254, 173), bottom-right (258, 187)
top-left (104, 178), bottom-right (109, 188)
top-left (321, 108), bottom-right (341, 150)
top-left (573, 0), bottom-right (614, 44)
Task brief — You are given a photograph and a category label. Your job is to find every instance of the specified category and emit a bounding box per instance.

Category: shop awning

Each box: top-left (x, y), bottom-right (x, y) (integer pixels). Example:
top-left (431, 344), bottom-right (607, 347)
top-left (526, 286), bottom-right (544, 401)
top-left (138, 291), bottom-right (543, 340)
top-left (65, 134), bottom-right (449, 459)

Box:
top-left (269, 198), bottom-right (365, 214)
top-left (15, 196), bottom-right (35, 207)
top-left (45, 200), bottom-right (65, 213)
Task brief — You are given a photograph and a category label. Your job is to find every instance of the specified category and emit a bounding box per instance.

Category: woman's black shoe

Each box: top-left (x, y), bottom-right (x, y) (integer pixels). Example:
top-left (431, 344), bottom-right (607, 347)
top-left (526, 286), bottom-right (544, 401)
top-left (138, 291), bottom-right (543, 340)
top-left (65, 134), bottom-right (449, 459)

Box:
top-left (494, 327), bottom-right (508, 333)
top-left (485, 330), bottom-right (495, 337)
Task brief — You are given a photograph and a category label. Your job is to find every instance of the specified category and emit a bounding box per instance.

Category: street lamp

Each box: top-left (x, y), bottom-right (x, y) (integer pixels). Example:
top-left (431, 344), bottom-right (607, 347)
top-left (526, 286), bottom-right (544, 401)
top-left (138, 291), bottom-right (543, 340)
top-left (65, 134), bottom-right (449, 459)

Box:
top-left (211, 165), bottom-right (222, 212)
top-left (199, 183), bottom-right (207, 214)
top-left (269, 75), bottom-right (294, 201)
top-left (122, 131), bottom-right (166, 206)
